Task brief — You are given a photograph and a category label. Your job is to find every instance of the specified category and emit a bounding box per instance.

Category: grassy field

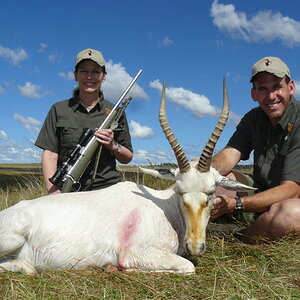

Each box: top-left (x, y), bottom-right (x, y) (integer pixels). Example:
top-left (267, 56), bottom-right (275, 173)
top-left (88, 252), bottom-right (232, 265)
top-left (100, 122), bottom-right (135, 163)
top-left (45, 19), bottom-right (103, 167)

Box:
top-left (0, 165), bottom-right (299, 299)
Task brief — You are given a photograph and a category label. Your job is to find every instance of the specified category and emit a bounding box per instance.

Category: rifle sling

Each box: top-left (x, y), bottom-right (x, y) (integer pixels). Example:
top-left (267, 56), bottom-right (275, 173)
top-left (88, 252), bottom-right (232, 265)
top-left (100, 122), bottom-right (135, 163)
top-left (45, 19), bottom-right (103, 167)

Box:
top-left (82, 144), bottom-right (102, 191)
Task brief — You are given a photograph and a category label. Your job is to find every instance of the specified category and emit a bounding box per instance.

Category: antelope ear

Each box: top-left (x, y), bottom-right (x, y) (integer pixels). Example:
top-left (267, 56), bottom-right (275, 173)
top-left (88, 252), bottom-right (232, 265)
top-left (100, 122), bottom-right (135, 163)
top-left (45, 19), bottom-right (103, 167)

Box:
top-left (138, 167), bottom-right (176, 181)
top-left (216, 174), bottom-right (257, 192)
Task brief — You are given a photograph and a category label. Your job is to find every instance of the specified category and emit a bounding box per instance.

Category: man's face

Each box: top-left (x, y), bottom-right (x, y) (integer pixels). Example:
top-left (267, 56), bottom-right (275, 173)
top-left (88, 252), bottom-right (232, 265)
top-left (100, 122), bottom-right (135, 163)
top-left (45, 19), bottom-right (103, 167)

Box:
top-left (251, 72), bottom-right (295, 125)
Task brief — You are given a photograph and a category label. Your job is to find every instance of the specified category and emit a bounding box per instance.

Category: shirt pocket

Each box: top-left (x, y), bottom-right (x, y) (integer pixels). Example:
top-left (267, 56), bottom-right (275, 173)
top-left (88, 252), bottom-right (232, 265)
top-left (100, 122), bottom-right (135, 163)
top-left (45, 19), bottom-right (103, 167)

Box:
top-left (57, 121), bottom-right (83, 154)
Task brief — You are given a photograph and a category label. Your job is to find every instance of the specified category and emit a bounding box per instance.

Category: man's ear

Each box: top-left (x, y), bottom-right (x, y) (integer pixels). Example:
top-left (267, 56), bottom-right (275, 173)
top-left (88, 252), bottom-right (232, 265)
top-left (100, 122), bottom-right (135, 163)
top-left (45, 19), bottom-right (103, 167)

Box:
top-left (251, 87), bottom-right (258, 102)
top-left (288, 80), bottom-right (295, 96)
top-left (74, 71), bottom-right (78, 82)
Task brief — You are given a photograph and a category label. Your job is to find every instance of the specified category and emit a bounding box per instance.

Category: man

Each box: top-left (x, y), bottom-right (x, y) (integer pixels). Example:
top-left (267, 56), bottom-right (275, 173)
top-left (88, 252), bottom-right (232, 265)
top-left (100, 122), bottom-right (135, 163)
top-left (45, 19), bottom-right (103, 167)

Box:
top-left (211, 56), bottom-right (300, 243)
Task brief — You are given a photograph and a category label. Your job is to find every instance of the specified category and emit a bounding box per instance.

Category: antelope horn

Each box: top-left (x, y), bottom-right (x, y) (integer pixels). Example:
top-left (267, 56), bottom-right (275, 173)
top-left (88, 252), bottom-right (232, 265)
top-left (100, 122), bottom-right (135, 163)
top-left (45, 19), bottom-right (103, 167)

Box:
top-left (198, 78), bottom-right (229, 172)
top-left (159, 81), bottom-right (190, 173)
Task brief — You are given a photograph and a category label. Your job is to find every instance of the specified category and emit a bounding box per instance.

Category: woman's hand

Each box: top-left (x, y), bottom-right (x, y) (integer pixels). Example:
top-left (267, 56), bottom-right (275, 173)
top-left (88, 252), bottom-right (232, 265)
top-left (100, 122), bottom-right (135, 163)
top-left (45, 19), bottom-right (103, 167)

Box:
top-left (94, 129), bottom-right (117, 152)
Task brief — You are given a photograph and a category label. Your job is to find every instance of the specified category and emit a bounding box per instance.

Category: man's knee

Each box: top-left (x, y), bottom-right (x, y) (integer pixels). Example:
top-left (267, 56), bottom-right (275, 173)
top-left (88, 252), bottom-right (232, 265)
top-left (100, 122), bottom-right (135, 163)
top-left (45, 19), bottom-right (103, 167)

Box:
top-left (259, 199), bottom-right (300, 232)
top-left (270, 198), bottom-right (300, 218)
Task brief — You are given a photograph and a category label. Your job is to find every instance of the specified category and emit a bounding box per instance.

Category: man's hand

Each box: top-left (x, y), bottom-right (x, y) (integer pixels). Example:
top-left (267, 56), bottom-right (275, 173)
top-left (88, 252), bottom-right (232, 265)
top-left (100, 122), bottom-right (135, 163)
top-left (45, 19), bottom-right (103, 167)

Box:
top-left (210, 195), bottom-right (236, 220)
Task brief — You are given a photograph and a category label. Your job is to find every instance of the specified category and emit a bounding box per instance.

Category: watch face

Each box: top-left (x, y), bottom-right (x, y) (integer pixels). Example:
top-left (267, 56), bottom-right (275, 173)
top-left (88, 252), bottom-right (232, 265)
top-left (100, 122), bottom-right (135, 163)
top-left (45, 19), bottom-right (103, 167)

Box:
top-left (235, 196), bottom-right (243, 210)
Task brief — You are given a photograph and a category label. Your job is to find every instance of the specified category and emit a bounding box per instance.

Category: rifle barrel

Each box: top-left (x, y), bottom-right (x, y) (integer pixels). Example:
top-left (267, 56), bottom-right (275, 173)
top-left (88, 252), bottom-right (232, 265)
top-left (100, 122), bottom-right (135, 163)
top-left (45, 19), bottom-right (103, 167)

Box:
top-left (98, 69), bottom-right (143, 131)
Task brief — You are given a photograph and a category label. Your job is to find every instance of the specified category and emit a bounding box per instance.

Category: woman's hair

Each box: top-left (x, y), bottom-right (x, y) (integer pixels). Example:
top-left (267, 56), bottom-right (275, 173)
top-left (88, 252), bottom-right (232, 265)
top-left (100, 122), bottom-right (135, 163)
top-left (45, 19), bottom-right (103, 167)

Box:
top-left (73, 59), bottom-right (106, 98)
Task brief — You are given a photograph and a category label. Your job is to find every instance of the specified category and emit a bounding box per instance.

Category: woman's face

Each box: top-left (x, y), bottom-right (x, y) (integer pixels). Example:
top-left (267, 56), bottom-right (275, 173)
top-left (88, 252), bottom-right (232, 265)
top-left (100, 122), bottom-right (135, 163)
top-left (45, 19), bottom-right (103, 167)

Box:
top-left (74, 60), bottom-right (106, 95)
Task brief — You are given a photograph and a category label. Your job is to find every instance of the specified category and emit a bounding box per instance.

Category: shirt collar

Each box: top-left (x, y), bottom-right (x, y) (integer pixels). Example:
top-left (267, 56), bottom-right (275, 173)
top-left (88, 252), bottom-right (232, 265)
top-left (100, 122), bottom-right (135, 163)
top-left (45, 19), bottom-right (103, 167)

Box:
top-left (278, 96), bottom-right (297, 130)
top-left (70, 96), bottom-right (102, 112)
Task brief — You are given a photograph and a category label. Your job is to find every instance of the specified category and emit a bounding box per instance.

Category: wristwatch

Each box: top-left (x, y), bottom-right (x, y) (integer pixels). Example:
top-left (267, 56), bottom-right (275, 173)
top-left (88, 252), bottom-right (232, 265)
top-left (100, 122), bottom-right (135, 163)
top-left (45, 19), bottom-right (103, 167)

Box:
top-left (111, 143), bottom-right (121, 155)
top-left (234, 196), bottom-right (244, 211)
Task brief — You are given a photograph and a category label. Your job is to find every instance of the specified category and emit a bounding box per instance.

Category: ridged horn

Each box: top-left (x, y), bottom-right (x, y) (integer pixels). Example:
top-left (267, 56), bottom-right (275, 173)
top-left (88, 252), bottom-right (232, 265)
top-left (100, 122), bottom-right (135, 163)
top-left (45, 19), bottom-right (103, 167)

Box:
top-left (159, 81), bottom-right (190, 173)
top-left (198, 78), bottom-right (229, 172)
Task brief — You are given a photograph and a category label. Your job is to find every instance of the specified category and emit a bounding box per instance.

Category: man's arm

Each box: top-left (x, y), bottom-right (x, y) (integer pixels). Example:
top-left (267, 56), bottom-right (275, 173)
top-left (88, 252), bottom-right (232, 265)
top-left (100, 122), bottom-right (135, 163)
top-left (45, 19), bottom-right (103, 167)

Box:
top-left (212, 146), bottom-right (242, 176)
top-left (211, 146), bottom-right (300, 218)
top-left (242, 180), bottom-right (300, 212)
top-left (41, 150), bottom-right (61, 194)
top-left (212, 179), bottom-right (300, 219)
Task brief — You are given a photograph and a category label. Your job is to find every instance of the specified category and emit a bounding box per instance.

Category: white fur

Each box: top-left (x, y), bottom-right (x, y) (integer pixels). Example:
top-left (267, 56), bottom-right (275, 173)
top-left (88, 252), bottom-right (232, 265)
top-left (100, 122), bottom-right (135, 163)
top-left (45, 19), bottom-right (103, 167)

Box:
top-left (0, 181), bottom-right (194, 274)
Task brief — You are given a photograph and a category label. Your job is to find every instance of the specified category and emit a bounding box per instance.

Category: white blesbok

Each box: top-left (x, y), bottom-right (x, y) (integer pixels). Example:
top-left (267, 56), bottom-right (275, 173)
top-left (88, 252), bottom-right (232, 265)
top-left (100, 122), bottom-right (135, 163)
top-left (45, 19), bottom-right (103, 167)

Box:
top-left (0, 79), bottom-right (255, 275)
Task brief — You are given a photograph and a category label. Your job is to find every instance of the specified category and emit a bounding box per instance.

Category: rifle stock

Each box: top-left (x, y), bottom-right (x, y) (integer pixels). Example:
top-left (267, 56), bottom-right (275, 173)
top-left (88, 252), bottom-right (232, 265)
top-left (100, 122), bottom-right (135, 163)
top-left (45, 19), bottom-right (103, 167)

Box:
top-left (55, 69), bottom-right (143, 192)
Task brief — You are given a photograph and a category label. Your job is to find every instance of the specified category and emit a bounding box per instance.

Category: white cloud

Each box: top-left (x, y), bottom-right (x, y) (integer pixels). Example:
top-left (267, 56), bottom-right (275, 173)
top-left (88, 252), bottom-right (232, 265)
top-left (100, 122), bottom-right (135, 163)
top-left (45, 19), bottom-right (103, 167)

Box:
top-left (59, 71), bottom-right (74, 81)
top-left (0, 142), bottom-right (41, 163)
top-left (13, 113), bottom-right (42, 135)
top-left (0, 86), bottom-right (4, 93)
top-left (18, 81), bottom-right (46, 99)
top-left (102, 60), bottom-right (148, 101)
top-left (211, 0), bottom-right (300, 47)
top-left (131, 149), bottom-right (175, 165)
top-left (48, 53), bottom-right (58, 63)
top-left (0, 45), bottom-right (28, 66)
top-left (294, 81), bottom-right (300, 99)
top-left (0, 130), bottom-right (9, 141)
top-left (129, 120), bottom-right (154, 139)
top-left (147, 32), bottom-right (175, 48)
top-left (149, 79), bottom-right (241, 125)
top-left (8, 147), bottom-right (18, 154)
top-left (162, 37), bottom-right (174, 47)
top-left (38, 42), bottom-right (48, 53)
top-left (149, 79), bottom-right (218, 118)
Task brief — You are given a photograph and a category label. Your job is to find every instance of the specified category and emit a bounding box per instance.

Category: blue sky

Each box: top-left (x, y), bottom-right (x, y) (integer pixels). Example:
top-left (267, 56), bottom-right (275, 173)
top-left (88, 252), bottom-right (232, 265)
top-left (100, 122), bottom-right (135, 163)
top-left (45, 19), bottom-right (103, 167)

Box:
top-left (1, 0), bottom-right (300, 165)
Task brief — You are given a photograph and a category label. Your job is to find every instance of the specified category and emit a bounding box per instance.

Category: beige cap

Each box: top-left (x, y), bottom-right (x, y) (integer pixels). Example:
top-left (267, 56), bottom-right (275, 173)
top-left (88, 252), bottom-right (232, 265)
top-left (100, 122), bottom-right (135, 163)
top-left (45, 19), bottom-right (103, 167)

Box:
top-left (75, 48), bottom-right (105, 67)
top-left (250, 56), bottom-right (290, 82)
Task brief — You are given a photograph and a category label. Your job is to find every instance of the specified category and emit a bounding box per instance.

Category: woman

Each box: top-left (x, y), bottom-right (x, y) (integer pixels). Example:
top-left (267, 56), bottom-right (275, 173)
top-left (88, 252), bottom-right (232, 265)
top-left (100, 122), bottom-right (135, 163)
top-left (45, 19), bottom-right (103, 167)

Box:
top-left (35, 49), bottom-right (133, 194)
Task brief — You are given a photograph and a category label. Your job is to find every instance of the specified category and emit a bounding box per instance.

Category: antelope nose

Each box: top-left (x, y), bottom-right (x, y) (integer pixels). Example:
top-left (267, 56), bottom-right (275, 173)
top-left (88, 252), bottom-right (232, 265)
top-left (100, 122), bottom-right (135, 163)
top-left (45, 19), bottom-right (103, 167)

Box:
top-left (199, 243), bottom-right (206, 254)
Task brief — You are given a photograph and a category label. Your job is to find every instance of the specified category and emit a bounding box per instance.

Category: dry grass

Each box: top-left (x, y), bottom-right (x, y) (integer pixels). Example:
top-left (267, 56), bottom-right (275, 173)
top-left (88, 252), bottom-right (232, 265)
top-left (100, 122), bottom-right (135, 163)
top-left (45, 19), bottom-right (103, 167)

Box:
top-left (0, 236), bottom-right (299, 299)
top-left (0, 170), bottom-right (299, 299)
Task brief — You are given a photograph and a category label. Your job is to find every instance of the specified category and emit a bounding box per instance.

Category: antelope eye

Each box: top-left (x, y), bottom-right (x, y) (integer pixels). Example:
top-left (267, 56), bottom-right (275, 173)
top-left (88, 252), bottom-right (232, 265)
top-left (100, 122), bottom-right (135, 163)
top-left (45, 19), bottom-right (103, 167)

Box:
top-left (206, 193), bottom-right (215, 205)
top-left (207, 193), bottom-right (214, 202)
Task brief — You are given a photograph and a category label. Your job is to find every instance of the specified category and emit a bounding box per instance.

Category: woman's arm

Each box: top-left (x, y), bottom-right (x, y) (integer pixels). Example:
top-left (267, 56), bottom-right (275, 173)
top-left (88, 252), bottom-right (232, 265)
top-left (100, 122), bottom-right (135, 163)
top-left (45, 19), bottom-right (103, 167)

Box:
top-left (41, 150), bottom-right (61, 194)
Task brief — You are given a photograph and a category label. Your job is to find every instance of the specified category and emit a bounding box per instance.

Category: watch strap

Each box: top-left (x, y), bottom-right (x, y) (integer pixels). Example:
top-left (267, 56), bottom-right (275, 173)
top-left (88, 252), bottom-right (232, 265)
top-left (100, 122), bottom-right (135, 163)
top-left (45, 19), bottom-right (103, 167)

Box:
top-left (111, 143), bottom-right (121, 155)
top-left (235, 196), bottom-right (244, 211)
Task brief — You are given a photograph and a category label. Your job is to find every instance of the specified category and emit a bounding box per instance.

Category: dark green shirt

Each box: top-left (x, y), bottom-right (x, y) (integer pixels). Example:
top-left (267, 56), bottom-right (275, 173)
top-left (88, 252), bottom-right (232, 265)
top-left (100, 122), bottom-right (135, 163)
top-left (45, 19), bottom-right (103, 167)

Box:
top-left (227, 96), bottom-right (300, 192)
top-left (35, 97), bottom-right (133, 191)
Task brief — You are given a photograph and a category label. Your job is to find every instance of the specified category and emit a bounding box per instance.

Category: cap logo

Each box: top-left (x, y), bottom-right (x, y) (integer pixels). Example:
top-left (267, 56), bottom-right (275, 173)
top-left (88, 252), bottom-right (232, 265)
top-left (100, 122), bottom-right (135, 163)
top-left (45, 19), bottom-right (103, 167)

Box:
top-left (264, 59), bottom-right (270, 66)
top-left (88, 50), bottom-right (93, 56)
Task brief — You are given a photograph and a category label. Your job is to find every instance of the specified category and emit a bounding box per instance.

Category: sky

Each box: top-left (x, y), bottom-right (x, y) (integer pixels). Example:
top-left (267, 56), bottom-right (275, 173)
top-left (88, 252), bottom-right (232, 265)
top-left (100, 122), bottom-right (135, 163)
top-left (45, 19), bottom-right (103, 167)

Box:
top-left (1, 0), bottom-right (300, 166)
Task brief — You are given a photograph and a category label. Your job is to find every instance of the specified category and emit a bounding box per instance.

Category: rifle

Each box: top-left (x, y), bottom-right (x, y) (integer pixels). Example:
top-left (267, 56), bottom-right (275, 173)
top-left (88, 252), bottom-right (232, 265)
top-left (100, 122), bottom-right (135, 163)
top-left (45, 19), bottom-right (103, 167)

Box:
top-left (49, 69), bottom-right (143, 192)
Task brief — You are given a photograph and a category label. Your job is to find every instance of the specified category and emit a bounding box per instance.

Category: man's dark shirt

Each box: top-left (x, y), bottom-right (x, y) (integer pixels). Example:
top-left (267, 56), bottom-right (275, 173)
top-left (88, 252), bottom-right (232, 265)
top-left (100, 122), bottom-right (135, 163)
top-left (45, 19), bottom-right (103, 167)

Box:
top-left (35, 97), bottom-right (133, 191)
top-left (227, 96), bottom-right (300, 192)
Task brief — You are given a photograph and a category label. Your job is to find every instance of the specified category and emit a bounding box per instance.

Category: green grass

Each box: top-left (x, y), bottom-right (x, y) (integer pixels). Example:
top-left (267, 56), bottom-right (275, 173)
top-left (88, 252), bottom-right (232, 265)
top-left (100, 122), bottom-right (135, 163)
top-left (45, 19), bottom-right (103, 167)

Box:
top-left (0, 170), bottom-right (299, 299)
